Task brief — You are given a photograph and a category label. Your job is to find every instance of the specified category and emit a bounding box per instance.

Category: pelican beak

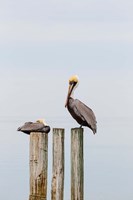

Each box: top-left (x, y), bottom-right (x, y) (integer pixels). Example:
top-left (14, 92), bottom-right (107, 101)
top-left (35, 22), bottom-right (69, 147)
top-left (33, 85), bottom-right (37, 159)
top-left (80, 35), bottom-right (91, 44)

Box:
top-left (65, 84), bottom-right (74, 107)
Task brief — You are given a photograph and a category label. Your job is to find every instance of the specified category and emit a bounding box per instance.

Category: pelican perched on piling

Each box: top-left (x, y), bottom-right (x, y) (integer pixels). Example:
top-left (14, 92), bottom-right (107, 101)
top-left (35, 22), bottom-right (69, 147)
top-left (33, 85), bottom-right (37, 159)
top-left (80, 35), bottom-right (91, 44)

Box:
top-left (65, 75), bottom-right (97, 134)
top-left (17, 119), bottom-right (50, 134)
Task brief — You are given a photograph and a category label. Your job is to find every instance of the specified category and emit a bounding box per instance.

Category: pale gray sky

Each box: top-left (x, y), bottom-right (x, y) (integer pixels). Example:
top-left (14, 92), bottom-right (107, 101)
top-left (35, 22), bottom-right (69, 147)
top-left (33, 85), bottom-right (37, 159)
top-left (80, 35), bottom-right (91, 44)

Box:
top-left (0, 0), bottom-right (133, 71)
top-left (0, 1), bottom-right (133, 45)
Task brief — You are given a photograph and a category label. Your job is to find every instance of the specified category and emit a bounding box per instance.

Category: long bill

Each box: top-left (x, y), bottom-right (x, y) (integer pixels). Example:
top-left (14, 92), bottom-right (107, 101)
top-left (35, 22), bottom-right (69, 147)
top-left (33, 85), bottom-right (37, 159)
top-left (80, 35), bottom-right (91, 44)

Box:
top-left (65, 84), bottom-right (74, 107)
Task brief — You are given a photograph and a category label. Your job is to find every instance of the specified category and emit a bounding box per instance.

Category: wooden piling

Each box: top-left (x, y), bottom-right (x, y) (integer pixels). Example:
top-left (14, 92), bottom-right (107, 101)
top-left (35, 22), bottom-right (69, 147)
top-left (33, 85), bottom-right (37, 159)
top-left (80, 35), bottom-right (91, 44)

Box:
top-left (71, 128), bottom-right (84, 200)
top-left (29, 132), bottom-right (48, 200)
top-left (51, 128), bottom-right (65, 200)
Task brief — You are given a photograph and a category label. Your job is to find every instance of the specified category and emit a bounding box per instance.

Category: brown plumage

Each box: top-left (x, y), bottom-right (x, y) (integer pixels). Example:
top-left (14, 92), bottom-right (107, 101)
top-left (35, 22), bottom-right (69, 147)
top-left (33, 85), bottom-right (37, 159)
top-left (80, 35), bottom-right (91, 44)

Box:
top-left (17, 119), bottom-right (50, 134)
top-left (65, 75), bottom-right (97, 134)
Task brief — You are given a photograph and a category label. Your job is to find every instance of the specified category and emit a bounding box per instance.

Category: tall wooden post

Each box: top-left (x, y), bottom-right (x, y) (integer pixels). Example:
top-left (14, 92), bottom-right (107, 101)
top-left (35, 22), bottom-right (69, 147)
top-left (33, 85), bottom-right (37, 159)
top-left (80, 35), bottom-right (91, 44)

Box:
top-left (29, 132), bottom-right (48, 200)
top-left (71, 128), bottom-right (84, 200)
top-left (51, 128), bottom-right (65, 200)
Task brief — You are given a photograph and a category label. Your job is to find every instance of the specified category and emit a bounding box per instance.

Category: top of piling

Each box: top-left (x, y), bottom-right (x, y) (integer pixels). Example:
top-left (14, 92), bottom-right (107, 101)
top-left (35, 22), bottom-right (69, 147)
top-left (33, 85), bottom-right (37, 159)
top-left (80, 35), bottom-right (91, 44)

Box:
top-left (53, 128), bottom-right (65, 131)
top-left (71, 127), bottom-right (84, 131)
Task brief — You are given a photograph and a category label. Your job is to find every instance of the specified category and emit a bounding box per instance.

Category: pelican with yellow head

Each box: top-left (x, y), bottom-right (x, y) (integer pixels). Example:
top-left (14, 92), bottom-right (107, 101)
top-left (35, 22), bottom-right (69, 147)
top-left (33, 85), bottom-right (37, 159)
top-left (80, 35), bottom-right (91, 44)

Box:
top-left (17, 119), bottom-right (50, 134)
top-left (65, 75), bottom-right (97, 134)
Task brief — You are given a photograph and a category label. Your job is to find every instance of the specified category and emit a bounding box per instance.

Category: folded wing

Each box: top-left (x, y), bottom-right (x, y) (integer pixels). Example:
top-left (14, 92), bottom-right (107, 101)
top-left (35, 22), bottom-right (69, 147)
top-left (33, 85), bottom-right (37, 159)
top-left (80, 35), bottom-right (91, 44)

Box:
top-left (75, 99), bottom-right (97, 134)
top-left (17, 122), bottom-right (45, 134)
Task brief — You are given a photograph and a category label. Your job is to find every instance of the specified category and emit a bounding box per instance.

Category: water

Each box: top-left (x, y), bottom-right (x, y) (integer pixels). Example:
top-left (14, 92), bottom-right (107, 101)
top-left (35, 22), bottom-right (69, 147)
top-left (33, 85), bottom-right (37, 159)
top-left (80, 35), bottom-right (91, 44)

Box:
top-left (0, 116), bottom-right (133, 200)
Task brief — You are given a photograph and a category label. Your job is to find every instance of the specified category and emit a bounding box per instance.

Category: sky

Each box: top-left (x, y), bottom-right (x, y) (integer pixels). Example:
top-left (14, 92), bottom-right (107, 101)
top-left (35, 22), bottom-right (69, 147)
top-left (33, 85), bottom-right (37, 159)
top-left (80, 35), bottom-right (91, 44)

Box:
top-left (0, 0), bottom-right (133, 199)
top-left (0, 0), bottom-right (133, 70)
top-left (0, 0), bottom-right (133, 119)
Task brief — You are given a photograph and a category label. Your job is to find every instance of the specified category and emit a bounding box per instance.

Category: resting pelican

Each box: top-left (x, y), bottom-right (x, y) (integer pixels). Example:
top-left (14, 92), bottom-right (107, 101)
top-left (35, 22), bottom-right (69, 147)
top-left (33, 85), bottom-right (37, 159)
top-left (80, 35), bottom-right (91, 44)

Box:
top-left (17, 119), bottom-right (50, 134)
top-left (65, 75), bottom-right (97, 134)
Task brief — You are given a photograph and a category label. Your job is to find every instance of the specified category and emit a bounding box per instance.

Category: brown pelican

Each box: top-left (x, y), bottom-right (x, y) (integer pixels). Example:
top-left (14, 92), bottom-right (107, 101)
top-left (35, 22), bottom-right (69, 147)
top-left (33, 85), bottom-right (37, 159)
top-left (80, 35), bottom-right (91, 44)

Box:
top-left (65, 75), bottom-right (97, 134)
top-left (17, 119), bottom-right (50, 134)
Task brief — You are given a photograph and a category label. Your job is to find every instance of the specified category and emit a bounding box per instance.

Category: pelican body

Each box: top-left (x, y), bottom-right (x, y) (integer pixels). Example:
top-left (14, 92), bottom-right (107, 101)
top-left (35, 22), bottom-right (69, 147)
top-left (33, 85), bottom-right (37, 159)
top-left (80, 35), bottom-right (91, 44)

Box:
top-left (65, 75), bottom-right (97, 134)
top-left (17, 119), bottom-right (50, 134)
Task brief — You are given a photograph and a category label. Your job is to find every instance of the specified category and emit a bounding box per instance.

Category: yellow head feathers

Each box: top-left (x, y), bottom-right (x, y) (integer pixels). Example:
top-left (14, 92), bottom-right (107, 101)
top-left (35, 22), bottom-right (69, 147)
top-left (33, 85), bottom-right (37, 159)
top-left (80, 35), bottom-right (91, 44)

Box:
top-left (36, 119), bottom-right (47, 125)
top-left (69, 75), bottom-right (79, 83)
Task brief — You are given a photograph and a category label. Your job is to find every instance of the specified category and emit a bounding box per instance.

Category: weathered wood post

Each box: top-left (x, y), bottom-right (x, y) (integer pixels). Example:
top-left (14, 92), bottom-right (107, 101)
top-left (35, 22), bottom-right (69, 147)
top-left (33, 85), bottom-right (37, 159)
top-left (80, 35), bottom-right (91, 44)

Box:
top-left (71, 128), bottom-right (84, 200)
top-left (51, 128), bottom-right (65, 200)
top-left (29, 132), bottom-right (48, 200)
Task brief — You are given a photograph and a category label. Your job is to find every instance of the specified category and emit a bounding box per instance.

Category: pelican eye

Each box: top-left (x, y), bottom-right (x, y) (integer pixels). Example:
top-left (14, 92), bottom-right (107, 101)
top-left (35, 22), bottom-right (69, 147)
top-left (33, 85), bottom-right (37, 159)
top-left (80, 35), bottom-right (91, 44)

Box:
top-left (69, 81), bottom-right (77, 85)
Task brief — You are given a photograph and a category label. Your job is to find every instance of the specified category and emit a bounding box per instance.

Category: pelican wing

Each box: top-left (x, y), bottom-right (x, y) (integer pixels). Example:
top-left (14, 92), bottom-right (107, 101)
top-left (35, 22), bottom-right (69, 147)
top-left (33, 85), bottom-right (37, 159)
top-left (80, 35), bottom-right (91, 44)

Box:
top-left (18, 122), bottom-right (45, 132)
top-left (75, 99), bottom-right (97, 133)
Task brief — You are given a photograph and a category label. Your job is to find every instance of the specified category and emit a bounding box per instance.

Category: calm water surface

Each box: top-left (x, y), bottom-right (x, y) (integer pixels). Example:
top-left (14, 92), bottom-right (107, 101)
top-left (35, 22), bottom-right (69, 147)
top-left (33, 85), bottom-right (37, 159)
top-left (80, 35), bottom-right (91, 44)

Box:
top-left (0, 116), bottom-right (133, 200)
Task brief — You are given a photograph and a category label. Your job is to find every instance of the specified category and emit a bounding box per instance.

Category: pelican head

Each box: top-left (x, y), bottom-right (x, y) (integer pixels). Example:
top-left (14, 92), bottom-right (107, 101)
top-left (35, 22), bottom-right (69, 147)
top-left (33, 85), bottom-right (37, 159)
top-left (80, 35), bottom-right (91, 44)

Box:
top-left (69, 75), bottom-right (79, 84)
top-left (65, 75), bottom-right (79, 107)
top-left (36, 119), bottom-right (47, 125)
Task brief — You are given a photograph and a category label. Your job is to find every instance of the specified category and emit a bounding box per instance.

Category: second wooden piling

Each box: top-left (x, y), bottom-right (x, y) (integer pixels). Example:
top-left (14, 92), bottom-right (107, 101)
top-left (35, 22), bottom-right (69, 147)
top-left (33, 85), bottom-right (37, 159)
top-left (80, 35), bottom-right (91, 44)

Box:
top-left (51, 128), bottom-right (65, 200)
top-left (71, 128), bottom-right (84, 200)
